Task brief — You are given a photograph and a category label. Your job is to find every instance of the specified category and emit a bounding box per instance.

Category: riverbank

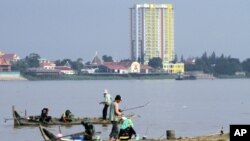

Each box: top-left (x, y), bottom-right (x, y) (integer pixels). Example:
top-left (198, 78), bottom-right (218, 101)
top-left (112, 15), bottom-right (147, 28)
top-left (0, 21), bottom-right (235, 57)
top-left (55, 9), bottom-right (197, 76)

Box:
top-left (148, 133), bottom-right (229, 141)
top-left (165, 133), bottom-right (229, 141)
top-left (23, 73), bottom-right (176, 80)
top-left (0, 72), bottom-right (27, 81)
top-left (152, 133), bottom-right (229, 141)
top-left (1, 72), bottom-right (249, 81)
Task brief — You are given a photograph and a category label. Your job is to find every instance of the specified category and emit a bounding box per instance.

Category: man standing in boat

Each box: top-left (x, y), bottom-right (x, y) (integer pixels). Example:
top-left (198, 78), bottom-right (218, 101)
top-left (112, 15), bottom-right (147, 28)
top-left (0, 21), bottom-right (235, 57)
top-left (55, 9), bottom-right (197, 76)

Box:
top-left (109, 95), bottom-right (123, 141)
top-left (100, 89), bottom-right (112, 120)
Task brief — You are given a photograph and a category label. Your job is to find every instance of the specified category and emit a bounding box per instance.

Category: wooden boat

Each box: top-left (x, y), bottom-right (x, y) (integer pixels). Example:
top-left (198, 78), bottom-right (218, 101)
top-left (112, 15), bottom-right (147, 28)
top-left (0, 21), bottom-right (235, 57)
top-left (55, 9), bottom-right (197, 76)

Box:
top-left (39, 124), bottom-right (85, 141)
top-left (39, 122), bottom-right (99, 141)
top-left (39, 124), bottom-right (229, 141)
top-left (12, 106), bottom-right (111, 127)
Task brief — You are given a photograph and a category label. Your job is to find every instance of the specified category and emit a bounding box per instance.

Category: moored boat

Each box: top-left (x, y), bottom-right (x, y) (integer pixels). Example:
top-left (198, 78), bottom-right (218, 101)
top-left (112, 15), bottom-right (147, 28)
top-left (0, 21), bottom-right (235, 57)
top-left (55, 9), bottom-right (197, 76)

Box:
top-left (39, 121), bottom-right (99, 141)
top-left (12, 106), bottom-right (111, 127)
top-left (39, 124), bottom-right (84, 141)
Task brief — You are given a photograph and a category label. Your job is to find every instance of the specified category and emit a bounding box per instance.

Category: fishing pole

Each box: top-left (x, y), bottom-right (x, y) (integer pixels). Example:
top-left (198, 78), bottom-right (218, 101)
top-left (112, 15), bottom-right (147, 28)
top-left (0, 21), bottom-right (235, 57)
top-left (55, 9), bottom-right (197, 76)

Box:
top-left (122, 101), bottom-right (150, 112)
top-left (4, 118), bottom-right (13, 123)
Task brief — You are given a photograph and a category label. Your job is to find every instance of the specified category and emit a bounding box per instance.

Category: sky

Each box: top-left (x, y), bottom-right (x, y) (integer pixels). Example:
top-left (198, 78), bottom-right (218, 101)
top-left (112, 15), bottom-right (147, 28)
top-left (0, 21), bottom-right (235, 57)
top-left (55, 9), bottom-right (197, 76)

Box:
top-left (0, 0), bottom-right (250, 62)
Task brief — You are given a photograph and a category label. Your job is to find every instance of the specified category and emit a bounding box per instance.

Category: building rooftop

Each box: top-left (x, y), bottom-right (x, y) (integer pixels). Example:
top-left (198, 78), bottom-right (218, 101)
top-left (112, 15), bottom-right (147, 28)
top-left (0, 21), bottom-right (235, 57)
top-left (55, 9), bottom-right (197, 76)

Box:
top-left (0, 58), bottom-right (10, 65)
top-left (103, 62), bottom-right (127, 70)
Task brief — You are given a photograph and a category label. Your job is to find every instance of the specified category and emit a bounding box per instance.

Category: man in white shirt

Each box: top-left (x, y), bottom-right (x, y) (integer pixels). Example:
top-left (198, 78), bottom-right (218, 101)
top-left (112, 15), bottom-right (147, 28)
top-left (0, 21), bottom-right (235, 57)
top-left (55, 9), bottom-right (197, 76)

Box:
top-left (100, 89), bottom-right (112, 120)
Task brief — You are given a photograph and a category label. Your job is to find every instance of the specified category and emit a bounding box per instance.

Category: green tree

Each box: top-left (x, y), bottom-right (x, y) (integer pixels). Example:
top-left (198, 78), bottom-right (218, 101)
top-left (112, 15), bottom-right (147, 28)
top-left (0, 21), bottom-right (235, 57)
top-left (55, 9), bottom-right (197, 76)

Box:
top-left (102, 55), bottom-right (113, 62)
top-left (54, 60), bottom-right (61, 66)
top-left (148, 57), bottom-right (163, 69)
top-left (180, 55), bottom-right (185, 63)
top-left (60, 59), bottom-right (72, 66)
top-left (71, 58), bottom-right (84, 74)
top-left (11, 59), bottom-right (28, 73)
top-left (25, 53), bottom-right (41, 68)
top-left (172, 54), bottom-right (178, 63)
top-left (242, 59), bottom-right (250, 72)
top-left (209, 51), bottom-right (216, 64)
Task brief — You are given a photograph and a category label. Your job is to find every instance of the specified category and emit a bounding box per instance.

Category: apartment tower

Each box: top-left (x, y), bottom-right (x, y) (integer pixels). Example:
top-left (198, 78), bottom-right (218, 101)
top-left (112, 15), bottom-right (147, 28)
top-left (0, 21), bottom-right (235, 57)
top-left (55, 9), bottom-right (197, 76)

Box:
top-left (130, 4), bottom-right (174, 69)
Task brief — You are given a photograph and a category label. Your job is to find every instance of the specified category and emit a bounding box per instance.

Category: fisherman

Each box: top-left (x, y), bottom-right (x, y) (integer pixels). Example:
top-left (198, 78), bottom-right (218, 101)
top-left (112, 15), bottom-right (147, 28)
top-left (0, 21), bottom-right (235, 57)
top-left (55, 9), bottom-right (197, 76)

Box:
top-left (39, 108), bottom-right (52, 123)
top-left (81, 121), bottom-right (96, 140)
top-left (109, 95), bottom-right (123, 141)
top-left (60, 110), bottom-right (74, 122)
top-left (119, 117), bottom-right (137, 140)
top-left (100, 89), bottom-right (112, 120)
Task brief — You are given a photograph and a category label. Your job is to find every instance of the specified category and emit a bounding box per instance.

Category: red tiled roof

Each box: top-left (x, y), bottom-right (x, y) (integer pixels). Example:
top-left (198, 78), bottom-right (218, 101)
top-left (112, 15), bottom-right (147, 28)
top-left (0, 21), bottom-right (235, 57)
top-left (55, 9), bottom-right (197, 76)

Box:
top-left (40, 62), bottom-right (55, 67)
top-left (103, 62), bottom-right (127, 70)
top-left (118, 61), bottom-right (132, 67)
top-left (1, 54), bottom-right (15, 59)
top-left (54, 66), bottom-right (72, 70)
top-left (140, 64), bottom-right (152, 70)
top-left (0, 57), bottom-right (10, 65)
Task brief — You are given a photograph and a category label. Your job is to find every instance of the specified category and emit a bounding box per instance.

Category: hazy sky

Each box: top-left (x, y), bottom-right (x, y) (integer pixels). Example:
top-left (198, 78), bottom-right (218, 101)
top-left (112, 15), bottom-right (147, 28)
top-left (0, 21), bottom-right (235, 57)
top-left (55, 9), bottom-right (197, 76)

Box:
top-left (0, 0), bottom-right (250, 61)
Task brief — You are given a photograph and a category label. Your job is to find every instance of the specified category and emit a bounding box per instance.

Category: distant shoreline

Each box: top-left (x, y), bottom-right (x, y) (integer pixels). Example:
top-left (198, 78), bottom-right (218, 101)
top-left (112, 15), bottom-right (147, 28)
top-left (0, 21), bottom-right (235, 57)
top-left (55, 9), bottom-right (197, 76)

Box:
top-left (23, 73), bottom-right (176, 81)
top-left (0, 73), bottom-right (249, 81)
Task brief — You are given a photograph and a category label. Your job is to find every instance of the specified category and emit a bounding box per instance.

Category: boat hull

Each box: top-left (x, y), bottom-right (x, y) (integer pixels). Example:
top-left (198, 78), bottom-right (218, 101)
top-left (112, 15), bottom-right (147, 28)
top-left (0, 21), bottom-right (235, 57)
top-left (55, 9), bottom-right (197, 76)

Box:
top-left (13, 107), bottom-right (110, 127)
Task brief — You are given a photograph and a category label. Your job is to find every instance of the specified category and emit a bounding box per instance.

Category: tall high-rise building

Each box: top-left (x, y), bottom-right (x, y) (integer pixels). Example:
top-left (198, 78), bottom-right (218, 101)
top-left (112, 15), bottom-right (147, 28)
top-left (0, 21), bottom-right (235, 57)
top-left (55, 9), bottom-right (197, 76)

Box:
top-left (130, 4), bottom-right (174, 69)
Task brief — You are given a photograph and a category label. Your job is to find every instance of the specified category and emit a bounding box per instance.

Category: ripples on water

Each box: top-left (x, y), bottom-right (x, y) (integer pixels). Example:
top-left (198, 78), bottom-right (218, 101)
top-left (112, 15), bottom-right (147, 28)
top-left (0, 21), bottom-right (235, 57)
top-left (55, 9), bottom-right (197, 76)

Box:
top-left (1, 79), bottom-right (250, 140)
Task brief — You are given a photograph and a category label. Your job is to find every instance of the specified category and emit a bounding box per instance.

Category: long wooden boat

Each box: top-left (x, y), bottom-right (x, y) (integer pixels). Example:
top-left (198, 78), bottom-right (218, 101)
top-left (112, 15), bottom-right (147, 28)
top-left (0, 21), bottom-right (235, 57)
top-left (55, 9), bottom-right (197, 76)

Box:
top-left (39, 125), bottom-right (229, 141)
top-left (39, 124), bottom-right (82, 141)
top-left (12, 106), bottom-right (111, 127)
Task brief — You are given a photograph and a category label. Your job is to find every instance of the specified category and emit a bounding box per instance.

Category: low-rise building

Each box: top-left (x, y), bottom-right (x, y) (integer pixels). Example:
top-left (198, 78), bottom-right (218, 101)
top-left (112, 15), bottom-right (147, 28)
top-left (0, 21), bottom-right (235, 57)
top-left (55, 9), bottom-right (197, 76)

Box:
top-left (39, 58), bottom-right (51, 64)
top-left (1, 53), bottom-right (20, 63)
top-left (102, 61), bottom-right (152, 74)
top-left (166, 63), bottom-right (185, 74)
top-left (54, 66), bottom-right (75, 75)
top-left (0, 57), bottom-right (11, 71)
top-left (140, 64), bottom-right (153, 74)
top-left (40, 62), bottom-right (56, 70)
top-left (103, 62), bottom-right (128, 74)
top-left (235, 71), bottom-right (246, 76)
top-left (129, 62), bottom-right (140, 73)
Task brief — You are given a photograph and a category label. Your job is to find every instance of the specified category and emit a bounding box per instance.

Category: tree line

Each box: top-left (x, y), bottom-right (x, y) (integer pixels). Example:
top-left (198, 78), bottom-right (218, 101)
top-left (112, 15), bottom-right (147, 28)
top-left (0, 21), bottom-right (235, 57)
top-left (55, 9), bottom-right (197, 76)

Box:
top-left (10, 52), bottom-right (250, 76)
top-left (11, 53), bottom-right (115, 74)
top-left (184, 52), bottom-right (250, 76)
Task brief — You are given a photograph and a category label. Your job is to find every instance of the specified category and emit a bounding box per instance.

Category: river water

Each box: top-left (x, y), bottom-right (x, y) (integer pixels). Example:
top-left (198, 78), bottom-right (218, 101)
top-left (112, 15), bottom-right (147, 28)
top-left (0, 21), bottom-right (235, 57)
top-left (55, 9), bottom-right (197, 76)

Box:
top-left (1, 79), bottom-right (250, 141)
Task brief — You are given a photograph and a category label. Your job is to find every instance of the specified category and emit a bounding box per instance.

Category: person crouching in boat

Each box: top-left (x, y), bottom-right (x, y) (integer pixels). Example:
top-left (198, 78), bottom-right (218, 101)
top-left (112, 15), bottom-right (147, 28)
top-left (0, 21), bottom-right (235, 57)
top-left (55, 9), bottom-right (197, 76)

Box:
top-left (60, 110), bottom-right (74, 122)
top-left (81, 121), bottom-right (95, 140)
top-left (109, 95), bottom-right (123, 141)
top-left (119, 117), bottom-right (137, 140)
top-left (39, 108), bottom-right (52, 123)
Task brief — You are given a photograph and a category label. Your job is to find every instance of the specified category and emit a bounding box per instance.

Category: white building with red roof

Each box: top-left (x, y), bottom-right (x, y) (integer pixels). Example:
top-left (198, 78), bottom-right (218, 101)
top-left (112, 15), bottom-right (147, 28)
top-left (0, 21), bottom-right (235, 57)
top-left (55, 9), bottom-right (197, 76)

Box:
top-left (54, 66), bottom-right (75, 75)
top-left (103, 62), bottom-right (128, 74)
top-left (102, 61), bottom-right (152, 74)
top-left (40, 62), bottom-right (56, 70)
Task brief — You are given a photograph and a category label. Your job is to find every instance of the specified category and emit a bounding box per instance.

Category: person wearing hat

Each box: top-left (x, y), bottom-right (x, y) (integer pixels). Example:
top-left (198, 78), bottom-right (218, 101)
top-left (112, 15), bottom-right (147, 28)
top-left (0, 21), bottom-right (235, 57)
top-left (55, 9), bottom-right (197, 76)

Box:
top-left (60, 109), bottom-right (74, 122)
top-left (100, 89), bottom-right (112, 120)
top-left (109, 95), bottom-right (123, 141)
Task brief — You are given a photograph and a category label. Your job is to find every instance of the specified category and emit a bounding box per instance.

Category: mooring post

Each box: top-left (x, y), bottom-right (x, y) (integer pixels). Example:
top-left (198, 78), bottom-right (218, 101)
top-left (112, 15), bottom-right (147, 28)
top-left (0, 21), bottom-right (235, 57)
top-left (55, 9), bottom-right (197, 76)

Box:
top-left (166, 130), bottom-right (175, 140)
